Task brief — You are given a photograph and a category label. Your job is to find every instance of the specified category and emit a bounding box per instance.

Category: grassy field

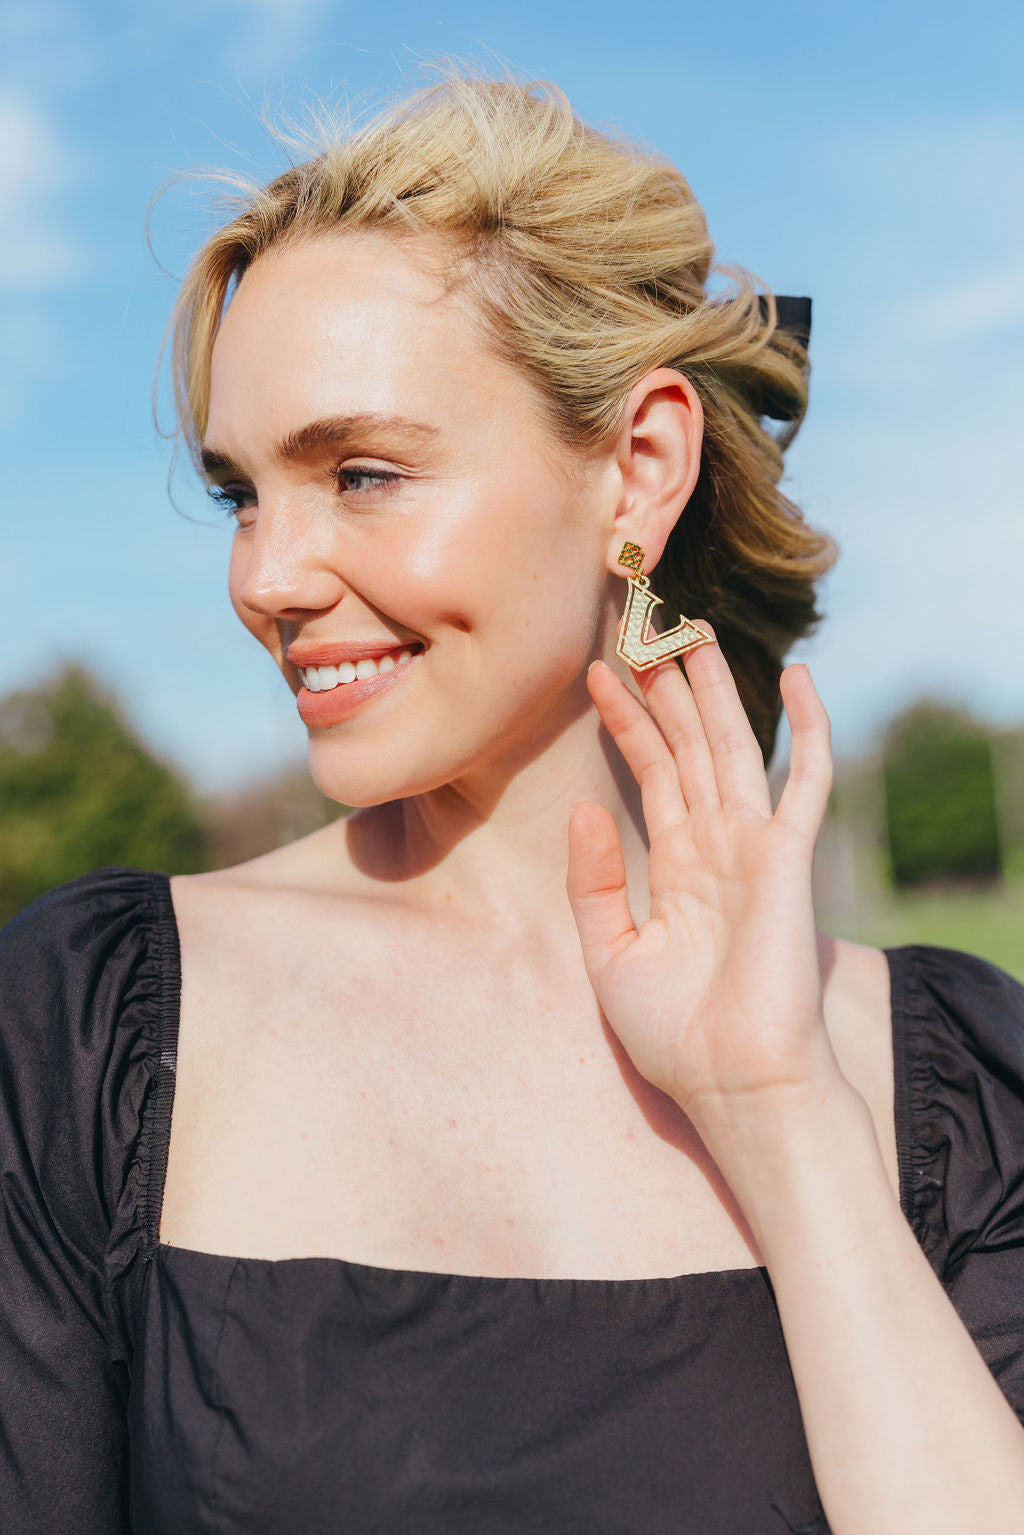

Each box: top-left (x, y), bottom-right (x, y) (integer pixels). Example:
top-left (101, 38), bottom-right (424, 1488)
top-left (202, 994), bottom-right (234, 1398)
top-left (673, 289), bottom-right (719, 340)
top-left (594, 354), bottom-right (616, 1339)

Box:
top-left (822, 874), bottom-right (1024, 982)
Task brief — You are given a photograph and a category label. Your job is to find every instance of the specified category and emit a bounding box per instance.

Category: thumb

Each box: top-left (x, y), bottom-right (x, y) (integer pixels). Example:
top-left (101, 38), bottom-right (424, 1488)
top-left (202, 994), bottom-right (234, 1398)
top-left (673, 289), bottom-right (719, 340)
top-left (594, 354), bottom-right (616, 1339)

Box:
top-left (566, 799), bottom-right (637, 986)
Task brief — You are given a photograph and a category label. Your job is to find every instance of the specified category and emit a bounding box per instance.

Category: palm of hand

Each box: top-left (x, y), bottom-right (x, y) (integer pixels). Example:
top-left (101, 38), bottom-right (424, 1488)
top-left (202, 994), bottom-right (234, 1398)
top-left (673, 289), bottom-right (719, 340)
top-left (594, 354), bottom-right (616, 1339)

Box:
top-left (568, 634), bottom-right (834, 1134)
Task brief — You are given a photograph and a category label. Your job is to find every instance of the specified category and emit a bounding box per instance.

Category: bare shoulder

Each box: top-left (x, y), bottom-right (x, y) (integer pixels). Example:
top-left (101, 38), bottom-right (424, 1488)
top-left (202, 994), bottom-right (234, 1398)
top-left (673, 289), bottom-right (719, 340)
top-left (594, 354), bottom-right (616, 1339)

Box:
top-left (162, 825), bottom-right (400, 1242)
top-left (818, 933), bottom-right (893, 1067)
top-left (166, 829), bottom-right (369, 1032)
top-left (168, 846), bottom-right (303, 957)
top-left (169, 818), bottom-right (372, 929)
top-left (173, 819), bottom-right (353, 895)
top-left (818, 931), bottom-right (899, 1193)
top-left (166, 813), bottom-right (428, 1014)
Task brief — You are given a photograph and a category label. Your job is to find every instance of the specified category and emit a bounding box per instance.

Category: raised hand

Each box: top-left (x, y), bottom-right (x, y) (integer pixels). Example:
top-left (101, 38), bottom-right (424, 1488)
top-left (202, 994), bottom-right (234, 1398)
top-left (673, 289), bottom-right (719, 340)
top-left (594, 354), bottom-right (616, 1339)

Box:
top-left (566, 628), bottom-right (840, 1151)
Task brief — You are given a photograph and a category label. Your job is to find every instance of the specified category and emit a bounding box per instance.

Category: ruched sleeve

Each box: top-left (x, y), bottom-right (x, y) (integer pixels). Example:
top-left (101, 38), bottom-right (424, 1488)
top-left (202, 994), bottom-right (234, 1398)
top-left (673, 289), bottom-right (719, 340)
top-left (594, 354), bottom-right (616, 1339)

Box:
top-left (0, 867), bottom-right (175, 1535)
top-left (892, 943), bottom-right (1024, 1424)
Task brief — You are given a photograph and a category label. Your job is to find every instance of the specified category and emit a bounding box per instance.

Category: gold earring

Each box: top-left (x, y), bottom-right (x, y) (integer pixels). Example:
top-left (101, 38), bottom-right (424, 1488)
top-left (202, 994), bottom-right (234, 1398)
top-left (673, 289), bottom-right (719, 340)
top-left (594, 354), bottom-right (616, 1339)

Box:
top-left (615, 541), bottom-right (714, 670)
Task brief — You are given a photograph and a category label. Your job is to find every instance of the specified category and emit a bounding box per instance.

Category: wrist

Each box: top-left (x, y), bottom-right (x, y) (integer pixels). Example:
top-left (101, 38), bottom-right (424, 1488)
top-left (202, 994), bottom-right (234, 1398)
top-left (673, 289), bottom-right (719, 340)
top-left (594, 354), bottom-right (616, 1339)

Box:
top-left (682, 1031), bottom-right (855, 1161)
top-left (687, 1068), bottom-right (888, 1254)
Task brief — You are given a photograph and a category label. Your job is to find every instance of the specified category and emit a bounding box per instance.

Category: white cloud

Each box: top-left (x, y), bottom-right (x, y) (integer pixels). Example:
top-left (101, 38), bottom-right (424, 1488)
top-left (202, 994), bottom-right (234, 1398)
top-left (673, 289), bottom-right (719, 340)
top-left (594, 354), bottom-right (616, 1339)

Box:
top-left (194, 0), bottom-right (332, 77)
top-left (784, 390), bottom-right (1024, 760)
top-left (0, 90), bottom-right (88, 288)
top-left (774, 109), bottom-right (1024, 753)
top-left (803, 114), bottom-right (1024, 376)
top-left (902, 266), bottom-right (1024, 346)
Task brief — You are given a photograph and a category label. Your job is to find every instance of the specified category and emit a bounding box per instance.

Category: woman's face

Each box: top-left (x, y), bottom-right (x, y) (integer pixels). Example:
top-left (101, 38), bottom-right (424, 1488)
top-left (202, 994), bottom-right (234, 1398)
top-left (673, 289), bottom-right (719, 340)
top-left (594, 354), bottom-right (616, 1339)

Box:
top-left (204, 231), bottom-right (618, 807)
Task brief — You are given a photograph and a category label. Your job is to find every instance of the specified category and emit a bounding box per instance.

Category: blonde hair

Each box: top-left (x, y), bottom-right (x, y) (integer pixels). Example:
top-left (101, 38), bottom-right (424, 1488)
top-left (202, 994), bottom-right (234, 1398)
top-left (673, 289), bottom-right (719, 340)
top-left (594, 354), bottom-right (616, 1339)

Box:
top-left (168, 71), bottom-right (837, 762)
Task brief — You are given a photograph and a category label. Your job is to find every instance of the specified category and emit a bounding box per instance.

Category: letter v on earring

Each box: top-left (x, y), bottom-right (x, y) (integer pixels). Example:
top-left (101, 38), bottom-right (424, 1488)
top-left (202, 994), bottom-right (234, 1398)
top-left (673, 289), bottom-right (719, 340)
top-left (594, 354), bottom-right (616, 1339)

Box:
top-left (615, 542), bottom-right (714, 670)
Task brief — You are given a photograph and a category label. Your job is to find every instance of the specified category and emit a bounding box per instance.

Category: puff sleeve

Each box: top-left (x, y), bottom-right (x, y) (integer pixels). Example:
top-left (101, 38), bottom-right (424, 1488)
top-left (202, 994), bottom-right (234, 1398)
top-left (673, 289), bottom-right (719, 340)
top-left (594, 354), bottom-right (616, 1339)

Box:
top-left (0, 868), bottom-right (173, 1534)
top-left (892, 943), bottom-right (1024, 1424)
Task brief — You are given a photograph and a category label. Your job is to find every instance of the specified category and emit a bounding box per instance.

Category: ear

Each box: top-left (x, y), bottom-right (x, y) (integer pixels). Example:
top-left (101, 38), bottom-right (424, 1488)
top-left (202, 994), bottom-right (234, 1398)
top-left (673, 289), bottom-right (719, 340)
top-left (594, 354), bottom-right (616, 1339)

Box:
top-left (604, 367), bottom-right (704, 579)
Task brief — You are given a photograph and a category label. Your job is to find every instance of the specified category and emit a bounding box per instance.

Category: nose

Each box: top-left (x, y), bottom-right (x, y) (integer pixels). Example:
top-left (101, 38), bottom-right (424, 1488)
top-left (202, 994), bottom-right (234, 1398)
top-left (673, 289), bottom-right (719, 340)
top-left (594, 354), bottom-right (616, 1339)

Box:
top-left (233, 498), bottom-right (347, 621)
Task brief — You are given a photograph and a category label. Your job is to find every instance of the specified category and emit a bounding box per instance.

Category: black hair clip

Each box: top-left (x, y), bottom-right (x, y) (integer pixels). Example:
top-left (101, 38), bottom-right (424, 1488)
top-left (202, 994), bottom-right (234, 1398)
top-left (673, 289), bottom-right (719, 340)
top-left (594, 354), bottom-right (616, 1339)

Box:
top-left (758, 293), bottom-right (812, 351)
top-left (756, 294), bottom-right (811, 421)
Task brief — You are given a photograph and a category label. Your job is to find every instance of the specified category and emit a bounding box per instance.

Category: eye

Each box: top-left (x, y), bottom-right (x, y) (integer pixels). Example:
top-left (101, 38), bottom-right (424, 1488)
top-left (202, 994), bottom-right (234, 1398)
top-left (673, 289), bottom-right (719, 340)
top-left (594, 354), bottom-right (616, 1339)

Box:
top-left (207, 483), bottom-right (254, 518)
top-left (334, 465), bottom-right (402, 497)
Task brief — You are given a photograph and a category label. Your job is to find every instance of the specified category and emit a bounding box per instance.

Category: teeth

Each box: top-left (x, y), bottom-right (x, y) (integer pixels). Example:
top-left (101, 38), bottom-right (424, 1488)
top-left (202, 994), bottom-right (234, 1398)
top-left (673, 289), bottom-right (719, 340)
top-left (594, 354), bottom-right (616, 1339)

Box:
top-left (300, 649), bottom-right (416, 692)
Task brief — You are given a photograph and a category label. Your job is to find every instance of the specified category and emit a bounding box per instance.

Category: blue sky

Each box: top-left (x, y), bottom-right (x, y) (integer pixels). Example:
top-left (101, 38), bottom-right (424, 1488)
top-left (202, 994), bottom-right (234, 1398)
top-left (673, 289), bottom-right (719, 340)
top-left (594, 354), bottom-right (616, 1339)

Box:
top-left (2, 0), bottom-right (1021, 788)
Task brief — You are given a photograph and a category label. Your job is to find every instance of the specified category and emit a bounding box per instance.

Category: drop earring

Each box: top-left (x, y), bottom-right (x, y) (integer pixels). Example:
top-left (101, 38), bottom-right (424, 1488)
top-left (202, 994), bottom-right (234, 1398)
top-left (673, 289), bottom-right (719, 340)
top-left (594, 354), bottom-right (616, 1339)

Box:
top-left (615, 542), bottom-right (714, 671)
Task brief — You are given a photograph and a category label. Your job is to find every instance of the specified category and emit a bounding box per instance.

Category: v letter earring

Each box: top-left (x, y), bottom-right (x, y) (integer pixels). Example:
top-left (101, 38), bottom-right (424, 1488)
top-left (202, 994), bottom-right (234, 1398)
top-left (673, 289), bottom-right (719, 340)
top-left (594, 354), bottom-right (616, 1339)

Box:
top-left (615, 542), bottom-right (714, 671)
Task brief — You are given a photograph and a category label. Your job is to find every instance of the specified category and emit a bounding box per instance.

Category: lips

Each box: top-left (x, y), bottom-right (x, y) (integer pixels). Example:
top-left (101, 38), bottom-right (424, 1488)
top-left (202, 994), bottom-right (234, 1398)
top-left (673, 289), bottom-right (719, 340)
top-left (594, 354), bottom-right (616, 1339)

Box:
top-left (286, 639), bottom-right (423, 670)
top-left (294, 644), bottom-right (422, 728)
top-left (299, 646), bottom-right (419, 692)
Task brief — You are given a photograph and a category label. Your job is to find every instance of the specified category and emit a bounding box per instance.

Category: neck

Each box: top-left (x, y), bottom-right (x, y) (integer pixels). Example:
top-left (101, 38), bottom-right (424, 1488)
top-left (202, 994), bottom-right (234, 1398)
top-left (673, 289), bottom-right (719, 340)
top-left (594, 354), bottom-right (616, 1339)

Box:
top-left (344, 692), bottom-right (652, 939)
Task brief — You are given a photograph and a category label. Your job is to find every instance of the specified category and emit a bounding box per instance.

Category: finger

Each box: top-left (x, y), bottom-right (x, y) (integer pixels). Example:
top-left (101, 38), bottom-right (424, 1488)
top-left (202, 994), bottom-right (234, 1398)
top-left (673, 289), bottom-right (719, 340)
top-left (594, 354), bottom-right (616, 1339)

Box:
top-left (566, 798), bottom-right (638, 984)
top-left (632, 650), bottom-right (721, 813)
top-left (674, 623), bottom-right (772, 817)
top-left (587, 661), bottom-right (688, 838)
top-left (773, 664), bottom-right (833, 841)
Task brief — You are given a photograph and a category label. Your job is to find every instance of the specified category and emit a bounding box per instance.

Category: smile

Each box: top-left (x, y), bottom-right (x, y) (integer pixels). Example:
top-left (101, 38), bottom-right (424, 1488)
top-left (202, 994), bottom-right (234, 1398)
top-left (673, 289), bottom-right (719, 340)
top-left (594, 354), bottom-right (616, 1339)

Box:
top-left (299, 646), bottom-right (421, 692)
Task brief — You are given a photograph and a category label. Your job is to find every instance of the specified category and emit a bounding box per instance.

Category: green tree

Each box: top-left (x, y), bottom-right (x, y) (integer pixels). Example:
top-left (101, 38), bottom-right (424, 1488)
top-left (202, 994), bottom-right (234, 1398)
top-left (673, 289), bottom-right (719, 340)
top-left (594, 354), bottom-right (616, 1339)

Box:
top-left (882, 701), bottom-right (1001, 889)
top-left (0, 665), bottom-right (208, 924)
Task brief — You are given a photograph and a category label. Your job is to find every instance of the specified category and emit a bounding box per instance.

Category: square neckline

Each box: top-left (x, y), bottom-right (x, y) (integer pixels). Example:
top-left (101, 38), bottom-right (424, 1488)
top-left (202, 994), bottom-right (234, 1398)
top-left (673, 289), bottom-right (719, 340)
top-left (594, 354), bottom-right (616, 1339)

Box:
top-left (146, 871), bottom-right (909, 1288)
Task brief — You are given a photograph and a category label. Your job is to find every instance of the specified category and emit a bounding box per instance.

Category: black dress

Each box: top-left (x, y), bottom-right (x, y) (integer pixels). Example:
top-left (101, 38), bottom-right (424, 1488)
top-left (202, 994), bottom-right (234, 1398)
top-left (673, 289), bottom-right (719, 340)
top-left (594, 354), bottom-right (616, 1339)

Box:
top-left (2, 868), bottom-right (1024, 1535)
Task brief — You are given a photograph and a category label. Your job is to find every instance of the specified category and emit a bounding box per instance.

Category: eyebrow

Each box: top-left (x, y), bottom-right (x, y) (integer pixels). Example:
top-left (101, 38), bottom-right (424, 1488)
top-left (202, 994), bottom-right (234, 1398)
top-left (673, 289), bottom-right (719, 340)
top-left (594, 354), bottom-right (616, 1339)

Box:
top-left (200, 413), bottom-right (440, 477)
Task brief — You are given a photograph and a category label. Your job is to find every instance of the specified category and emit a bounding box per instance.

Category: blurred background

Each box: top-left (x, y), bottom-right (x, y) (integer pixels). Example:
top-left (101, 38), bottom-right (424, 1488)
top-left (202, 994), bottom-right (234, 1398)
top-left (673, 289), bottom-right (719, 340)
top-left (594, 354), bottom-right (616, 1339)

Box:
top-left (2, 0), bottom-right (1022, 972)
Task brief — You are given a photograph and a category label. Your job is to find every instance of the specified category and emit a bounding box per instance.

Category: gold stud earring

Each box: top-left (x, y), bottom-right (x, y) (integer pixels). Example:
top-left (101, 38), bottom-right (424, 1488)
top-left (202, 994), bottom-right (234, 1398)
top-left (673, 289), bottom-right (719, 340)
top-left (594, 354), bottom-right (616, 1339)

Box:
top-left (615, 542), bottom-right (714, 670)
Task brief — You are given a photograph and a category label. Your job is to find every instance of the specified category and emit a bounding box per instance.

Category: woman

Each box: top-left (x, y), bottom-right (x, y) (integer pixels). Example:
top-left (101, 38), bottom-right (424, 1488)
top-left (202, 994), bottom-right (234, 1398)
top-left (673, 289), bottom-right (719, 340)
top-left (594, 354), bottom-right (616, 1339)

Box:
top-left (2, 72), bottom-right (1024, 1535)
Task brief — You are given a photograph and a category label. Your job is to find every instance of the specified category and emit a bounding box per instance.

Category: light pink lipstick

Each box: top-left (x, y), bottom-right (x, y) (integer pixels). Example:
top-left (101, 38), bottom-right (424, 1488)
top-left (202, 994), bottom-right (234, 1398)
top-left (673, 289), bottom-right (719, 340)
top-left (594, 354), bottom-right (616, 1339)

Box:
top-left (292, 644), bottom-right (423, 728)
